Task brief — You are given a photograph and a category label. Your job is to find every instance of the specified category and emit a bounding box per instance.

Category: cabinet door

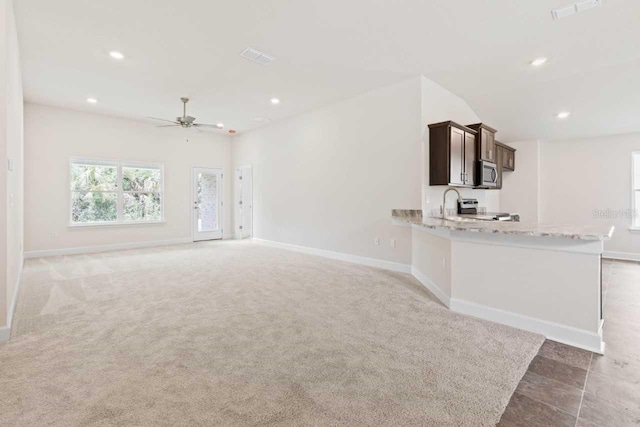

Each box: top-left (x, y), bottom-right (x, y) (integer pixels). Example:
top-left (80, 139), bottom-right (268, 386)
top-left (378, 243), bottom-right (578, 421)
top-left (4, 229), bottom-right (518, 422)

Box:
top-left (502, 148), bottom-right (509, 169)
top-left (495, 146), bottom-right (503, 189)
top-left (449, 127), bottom-right (465, 185)
top-left (464, 132), bottom-right (476, 185)
top-left (482, 128), bottom-right (495, 162)
top-left (507, 150), bottom-right (515, 170)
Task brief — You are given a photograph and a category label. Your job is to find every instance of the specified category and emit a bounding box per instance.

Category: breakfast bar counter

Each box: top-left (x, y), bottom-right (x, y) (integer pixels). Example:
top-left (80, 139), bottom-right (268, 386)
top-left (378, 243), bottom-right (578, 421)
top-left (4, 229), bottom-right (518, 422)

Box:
top-left (392, 209), bottom-right (614, 353)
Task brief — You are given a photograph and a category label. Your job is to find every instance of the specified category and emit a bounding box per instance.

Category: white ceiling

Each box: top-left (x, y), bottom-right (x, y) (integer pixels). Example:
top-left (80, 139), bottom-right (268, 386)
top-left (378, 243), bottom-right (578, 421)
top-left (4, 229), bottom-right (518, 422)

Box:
top-left (14, 0), bottom-right (640, 141)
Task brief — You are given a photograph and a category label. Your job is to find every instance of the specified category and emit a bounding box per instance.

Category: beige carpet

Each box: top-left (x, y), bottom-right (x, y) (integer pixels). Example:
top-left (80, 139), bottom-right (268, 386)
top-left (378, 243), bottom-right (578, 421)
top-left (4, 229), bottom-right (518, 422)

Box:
top-left (0, 240), bottom-right (543, 426)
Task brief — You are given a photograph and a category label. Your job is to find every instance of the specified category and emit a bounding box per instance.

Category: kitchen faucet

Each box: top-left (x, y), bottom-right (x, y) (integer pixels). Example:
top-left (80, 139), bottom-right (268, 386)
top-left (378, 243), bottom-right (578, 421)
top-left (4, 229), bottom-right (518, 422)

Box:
top-left (442, 187), bottom-right (462, 219)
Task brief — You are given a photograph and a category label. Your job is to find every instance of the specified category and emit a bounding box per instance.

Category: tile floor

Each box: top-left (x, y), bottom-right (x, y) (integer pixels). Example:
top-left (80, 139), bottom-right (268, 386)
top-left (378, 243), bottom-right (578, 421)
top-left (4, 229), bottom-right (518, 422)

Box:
top-left (498, 258), bottom-right (640, 426)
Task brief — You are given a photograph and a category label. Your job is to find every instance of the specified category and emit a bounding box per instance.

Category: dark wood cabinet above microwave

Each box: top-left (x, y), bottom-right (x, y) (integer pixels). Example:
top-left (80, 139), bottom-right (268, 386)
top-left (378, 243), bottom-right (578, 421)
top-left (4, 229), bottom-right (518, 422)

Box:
top-left (428, 121), bottom-right (477, 187)
top-left (467, 123), bottom-right (497, 163)
top-left (429, 120), bottom-right (516, 189)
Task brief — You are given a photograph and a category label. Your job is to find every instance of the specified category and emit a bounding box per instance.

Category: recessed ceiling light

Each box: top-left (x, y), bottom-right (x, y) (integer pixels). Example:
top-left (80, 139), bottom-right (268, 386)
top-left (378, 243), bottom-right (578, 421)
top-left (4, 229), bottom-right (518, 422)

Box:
top-left (531, 57), bottom-right (548, 67)
top-left (216, 123), bottom-right (224, 129)
top-left (86, 98), bottom-right (98, 104)
top-left (557, 111), bottom-right (571, 119)
top-left (109, 51), bottom-right (125, 60)
top-left (270, 98), bottom-right (280, 105)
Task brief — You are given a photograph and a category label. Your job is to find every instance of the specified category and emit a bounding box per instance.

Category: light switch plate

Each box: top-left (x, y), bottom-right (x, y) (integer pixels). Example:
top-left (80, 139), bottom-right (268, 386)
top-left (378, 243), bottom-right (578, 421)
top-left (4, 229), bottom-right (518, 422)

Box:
top-left (7, 158), bottom-right (14, 171)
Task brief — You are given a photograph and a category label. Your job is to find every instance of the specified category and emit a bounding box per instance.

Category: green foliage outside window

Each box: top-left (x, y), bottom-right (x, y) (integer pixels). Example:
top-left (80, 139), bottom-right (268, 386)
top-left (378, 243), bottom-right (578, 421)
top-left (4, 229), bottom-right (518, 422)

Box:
top-left (70, 162), bottom-right (162, 224)
top-left (122, 167), bottom-right (162, 221)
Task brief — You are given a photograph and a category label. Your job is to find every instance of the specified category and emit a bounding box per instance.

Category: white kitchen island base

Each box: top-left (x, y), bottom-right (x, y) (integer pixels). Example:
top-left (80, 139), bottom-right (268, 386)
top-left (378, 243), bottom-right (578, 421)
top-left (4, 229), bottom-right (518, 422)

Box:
top-left (394, 213), bottom-right (612, 354)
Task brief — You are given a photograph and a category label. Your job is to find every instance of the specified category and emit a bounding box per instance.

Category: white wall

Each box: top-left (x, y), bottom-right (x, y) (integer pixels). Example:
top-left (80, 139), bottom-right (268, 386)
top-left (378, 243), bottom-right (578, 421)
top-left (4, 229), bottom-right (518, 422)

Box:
top-left (1, 0), bottom-right (24, 334)
top-left (499, 133), bottom-right (640, 256)
top-left (231, 75), bottom-right (495, 265)
top-left (420, 76), bottom-right (500, 215)
top-left (232, 77), bottom-right (423, 264)
top-left (24, 104), bottom-right (232, 254)
top-left (539, 133), bottom-right (640, 256)
top-left (500, 141), bottom-right (540, 223)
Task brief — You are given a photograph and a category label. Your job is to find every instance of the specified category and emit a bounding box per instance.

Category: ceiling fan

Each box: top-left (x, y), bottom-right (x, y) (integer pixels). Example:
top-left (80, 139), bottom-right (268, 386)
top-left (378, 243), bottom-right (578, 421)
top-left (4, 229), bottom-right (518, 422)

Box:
top-left (148, 98), bottom-right (223, 131)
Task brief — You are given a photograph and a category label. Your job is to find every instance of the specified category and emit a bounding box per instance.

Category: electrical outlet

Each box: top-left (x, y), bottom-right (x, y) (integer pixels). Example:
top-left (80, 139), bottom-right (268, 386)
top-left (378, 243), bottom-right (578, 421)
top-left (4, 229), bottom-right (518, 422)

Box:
top-left (390, 239), bottom-right (396, 248)
top-left (51, 231), bottom-right (58, 239)
top-left (374, 237), bottom-right (380, 246)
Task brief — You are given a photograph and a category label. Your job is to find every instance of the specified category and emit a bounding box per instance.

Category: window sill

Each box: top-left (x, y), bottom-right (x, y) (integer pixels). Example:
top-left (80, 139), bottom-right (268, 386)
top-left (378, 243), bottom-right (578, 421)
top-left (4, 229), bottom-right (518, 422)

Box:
top-left (628, 226), bottom-right (640, 233)
top-left (68, 220), bottom-right (166, 229)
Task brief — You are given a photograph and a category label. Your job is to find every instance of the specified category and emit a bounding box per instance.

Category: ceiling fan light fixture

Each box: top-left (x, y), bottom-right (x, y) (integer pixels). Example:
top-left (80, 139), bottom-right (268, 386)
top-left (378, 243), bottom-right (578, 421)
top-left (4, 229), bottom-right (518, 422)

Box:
top-left (151, 98), bottom-right (225, 132)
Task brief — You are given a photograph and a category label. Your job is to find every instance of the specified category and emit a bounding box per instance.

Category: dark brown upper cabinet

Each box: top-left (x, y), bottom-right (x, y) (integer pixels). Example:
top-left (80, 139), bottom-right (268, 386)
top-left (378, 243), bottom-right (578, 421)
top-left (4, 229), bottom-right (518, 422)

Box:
top-left (467, 123), bottom-right (497, 163)
top-left (503, 144), bottom-right (516, 171)
top-left (428, 121), bottom-right (477, 187)
top-left (494, 141), bottom-right (516, 191)
top-left (495, 141), bottom-right (516, 171)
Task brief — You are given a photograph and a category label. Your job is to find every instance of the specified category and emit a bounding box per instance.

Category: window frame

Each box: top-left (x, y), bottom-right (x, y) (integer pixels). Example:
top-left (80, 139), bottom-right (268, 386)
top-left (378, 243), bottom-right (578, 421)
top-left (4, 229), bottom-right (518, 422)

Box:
top-left (69, 157), bottom-right (165, 227)
top-left (631, 152), bottom-right (640, 231)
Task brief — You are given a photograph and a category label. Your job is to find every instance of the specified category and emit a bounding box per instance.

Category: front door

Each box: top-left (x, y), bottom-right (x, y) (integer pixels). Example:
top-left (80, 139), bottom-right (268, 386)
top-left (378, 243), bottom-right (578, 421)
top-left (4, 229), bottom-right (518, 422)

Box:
top-left (235, 166), bottom-right (253, 239)
top-left (192, 167), bottom-right (223, 241)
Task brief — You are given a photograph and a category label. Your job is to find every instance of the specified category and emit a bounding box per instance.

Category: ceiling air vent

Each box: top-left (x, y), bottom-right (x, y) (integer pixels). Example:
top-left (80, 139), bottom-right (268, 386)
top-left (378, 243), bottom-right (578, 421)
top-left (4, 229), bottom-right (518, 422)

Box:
top-left (552, 0), bottom-right (602, 20)
top-left (240, 47), bottom-right (275, 65)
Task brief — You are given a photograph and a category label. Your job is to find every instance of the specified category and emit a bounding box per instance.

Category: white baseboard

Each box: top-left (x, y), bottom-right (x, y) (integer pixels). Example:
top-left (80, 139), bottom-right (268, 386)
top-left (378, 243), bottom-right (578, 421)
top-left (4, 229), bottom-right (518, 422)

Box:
top-left (603, 251), bottom-right (640, 262)
top-left (253, 238), bottom-right (411, 274)
top-left (24, 238), bottom-right (193, 259)
top-left (449, 298), bottom-right (605, 354)
top-left (0, 326), bottom-right (9, 342)
top-left (411, 267), bottom-right (450, 308)
top-left (1, 258), bottom-right (24, 342)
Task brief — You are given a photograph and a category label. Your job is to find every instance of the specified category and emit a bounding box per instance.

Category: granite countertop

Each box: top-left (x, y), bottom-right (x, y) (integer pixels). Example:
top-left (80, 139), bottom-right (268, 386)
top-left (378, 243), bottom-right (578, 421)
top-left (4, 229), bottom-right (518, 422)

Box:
top-left (392, 210), bottom-right (614, 241)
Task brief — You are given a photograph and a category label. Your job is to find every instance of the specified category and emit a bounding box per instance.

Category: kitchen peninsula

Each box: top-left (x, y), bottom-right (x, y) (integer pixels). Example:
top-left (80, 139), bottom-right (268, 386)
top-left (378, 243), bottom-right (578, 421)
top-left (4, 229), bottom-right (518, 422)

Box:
top-left (392, 209), bottom-right (614, 353)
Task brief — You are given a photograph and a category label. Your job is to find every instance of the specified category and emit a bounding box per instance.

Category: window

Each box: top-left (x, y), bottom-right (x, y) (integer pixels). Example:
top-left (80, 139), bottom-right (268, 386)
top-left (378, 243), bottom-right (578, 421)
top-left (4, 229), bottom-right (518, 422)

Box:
top-left (632, 152), bottom-right (640, 229)
top-left (70, 159), bottom-right (163, 225)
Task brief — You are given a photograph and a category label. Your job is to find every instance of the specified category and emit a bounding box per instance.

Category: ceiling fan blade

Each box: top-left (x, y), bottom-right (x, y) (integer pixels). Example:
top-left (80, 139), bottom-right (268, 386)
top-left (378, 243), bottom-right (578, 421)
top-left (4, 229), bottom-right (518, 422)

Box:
top-left (193, 126), bottom-right (204, 133)
top-left (194, 123), bottom-right (223, 129)
top-left (148, 117), bottom-right (179, 124)
top-left (156, 124), bottom-right (180, 128)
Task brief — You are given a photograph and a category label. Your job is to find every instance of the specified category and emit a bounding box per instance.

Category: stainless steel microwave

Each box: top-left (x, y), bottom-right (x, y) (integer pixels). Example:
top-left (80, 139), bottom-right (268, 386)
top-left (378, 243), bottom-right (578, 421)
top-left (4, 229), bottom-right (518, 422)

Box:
top-left (477, 160), bottom-right (498, 188)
